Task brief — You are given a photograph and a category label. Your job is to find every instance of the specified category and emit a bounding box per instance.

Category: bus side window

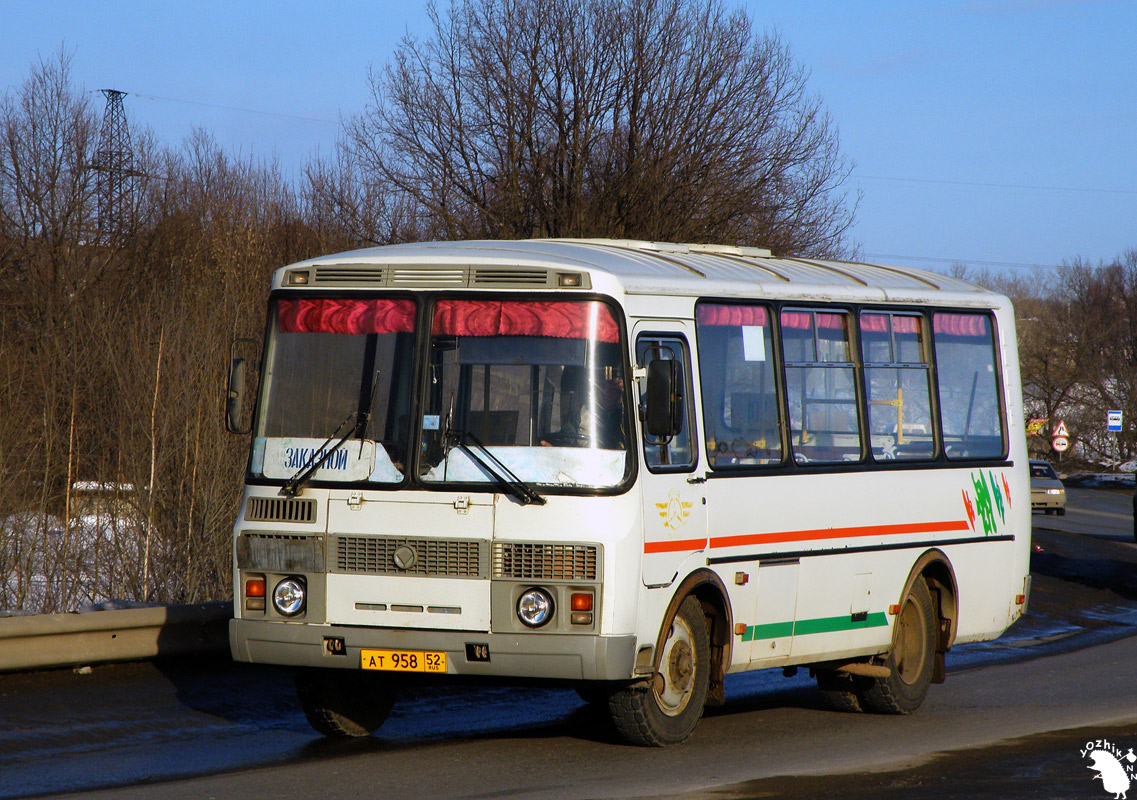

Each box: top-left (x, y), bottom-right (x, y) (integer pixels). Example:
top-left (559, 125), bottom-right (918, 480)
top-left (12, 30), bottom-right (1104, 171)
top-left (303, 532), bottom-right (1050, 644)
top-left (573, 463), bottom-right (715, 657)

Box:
top-left (860, 312), bottom-right (936, 462)
top-left (781, 309), bottom-right (863, 464)
top-left (933, 312), bottom-right (1006, 460)
top-left (636, 334), bottom-right (695, 471)
top-left (694, 303), bottom-right (783, 468)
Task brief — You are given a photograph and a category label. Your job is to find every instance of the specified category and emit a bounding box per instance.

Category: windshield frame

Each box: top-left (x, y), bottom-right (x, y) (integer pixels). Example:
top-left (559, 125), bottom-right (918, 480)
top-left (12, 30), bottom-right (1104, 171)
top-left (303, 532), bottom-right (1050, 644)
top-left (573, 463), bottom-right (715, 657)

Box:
top-left (245, 290), bottom-right (637, 498)
top-left (412, 292), bottom-right (637, 498)
top-left (245, 290), bottom-right (420, 492)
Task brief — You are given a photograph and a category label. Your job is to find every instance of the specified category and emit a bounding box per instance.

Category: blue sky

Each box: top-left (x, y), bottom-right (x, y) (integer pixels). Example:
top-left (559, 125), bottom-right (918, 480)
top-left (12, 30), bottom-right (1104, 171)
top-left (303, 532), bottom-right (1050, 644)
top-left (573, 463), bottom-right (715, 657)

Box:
top-left (4, 0), bottom-right (1134, 272)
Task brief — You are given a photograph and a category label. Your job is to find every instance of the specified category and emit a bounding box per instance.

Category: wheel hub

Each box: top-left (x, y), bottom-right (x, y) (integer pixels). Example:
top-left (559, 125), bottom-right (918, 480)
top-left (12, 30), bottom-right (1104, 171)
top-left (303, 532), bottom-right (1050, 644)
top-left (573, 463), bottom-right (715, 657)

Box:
top-left (668, 640), bottom-right (694, 690)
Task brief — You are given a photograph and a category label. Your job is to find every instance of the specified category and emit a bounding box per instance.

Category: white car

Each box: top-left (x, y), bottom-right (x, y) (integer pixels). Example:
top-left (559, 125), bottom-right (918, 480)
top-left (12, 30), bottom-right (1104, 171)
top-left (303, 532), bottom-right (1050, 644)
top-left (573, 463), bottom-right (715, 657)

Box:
top-left (1030, 459), bottom-right (1066, 515)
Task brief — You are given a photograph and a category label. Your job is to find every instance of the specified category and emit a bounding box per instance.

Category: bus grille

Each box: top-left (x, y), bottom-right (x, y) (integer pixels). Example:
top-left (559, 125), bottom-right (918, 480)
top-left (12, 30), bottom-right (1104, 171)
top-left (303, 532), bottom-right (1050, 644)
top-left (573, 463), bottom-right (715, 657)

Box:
top-left (237, 533), bottom-right (325, 572)
top-left (245, 497), bottom-right (317, 523)
top-left (492, 542), bottom-right (598, 581)
top-left (333, 536), bottom-right (485, 578)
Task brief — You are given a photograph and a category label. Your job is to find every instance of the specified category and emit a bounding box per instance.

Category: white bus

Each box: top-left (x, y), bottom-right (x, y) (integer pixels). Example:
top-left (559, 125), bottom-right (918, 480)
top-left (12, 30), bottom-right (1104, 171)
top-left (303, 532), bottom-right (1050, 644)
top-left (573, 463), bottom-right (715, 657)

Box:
top-left (226, 239), bottom-right (1030, 746)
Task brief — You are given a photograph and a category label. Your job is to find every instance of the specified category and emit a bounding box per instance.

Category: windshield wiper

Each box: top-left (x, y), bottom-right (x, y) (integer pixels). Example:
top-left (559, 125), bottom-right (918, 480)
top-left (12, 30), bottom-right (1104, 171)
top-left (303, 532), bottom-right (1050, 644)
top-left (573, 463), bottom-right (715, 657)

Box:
top-left (445, 426), bottom-right (546, 506)
top-left (280, 410), bottom-right (366, 498)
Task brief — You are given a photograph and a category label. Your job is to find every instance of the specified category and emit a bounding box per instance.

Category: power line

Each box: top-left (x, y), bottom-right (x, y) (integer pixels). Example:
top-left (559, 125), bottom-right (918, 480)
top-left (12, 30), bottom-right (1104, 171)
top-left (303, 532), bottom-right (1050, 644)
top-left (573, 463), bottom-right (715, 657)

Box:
top-left (130, 92), bottom-right (338, 126)
top-left (854, 173), bottom-right (1137, 197)
top-left (862, 252), bottom-right (1076, 270)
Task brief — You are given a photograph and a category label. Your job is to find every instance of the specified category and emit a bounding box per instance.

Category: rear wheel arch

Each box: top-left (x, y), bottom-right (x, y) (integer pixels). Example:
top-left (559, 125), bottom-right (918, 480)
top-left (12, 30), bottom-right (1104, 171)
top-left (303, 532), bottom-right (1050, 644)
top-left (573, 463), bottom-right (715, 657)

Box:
top-left (902, 550), bottom-right (958, 680)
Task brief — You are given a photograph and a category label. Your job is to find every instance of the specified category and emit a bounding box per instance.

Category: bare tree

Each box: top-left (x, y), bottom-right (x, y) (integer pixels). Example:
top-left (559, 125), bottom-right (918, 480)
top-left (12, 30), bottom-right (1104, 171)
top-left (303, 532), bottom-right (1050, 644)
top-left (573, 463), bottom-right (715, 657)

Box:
top-left (345, 0), bottom-right (857, 255)
top-left (0, 55), bottom-right (324, 611)
top-left (0, 48), bottom-right (101, 611)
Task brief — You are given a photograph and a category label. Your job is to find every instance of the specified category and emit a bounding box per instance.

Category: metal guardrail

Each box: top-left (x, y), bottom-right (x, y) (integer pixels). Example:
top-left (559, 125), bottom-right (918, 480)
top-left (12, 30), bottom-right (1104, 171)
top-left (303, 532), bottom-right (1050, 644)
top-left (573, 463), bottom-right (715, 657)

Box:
top-left (0, 601), bottom-right (233, 673)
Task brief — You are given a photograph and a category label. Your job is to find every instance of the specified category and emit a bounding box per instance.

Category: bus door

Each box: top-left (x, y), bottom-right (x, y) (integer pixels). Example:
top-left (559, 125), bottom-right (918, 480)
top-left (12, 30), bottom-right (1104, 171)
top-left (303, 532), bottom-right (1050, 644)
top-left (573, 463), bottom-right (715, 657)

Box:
top-left (694, 300), bottom-right (797, 666)
top-left (634, 324), bottom-right (707, 587)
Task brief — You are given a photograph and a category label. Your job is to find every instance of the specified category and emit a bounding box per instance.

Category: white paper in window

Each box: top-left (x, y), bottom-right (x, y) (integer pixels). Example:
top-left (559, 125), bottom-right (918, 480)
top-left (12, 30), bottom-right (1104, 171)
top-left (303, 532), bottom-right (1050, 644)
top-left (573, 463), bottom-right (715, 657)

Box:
top-left (742, 326), bottom-right (766, 361)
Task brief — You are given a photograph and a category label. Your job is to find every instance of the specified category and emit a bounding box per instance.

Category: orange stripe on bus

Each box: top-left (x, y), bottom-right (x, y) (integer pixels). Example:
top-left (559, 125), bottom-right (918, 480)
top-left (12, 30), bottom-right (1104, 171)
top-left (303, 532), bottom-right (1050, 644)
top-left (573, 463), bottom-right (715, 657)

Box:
top-left (644, 538), bottom-right (709, 554)
top-left (708, 519), bottom-right (971, 550)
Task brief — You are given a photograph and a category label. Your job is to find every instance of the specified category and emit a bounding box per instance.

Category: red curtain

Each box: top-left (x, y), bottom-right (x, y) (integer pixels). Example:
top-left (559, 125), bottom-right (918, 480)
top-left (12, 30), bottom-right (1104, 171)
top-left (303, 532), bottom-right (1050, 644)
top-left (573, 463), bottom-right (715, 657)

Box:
top-left (696, 304), bottom-right (769, 327)
top-left (933, 312), bottom-right (990, 337)
top-left (432, 300), bottom-right (619, 342)
top-left (780, 310), bottom-right (847, 330)
top-left (859, 313), bottom-right (922, 334)
top-left (277, 298), bottom-right (416, 334)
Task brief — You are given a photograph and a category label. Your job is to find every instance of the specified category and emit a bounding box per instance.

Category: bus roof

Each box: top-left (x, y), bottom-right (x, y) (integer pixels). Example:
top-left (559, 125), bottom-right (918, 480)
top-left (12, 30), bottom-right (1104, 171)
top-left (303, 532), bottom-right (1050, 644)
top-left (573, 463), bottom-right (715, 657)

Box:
top-left (277, 238), bottom-right (1001, 305)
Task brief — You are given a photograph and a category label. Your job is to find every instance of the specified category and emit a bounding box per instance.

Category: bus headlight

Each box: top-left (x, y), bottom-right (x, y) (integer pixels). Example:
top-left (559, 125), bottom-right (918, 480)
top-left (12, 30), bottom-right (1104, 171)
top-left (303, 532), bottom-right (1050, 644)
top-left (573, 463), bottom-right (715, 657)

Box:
top-left (517, 588), bottom-right (554, 628)
top-left (273, 577), bottom-right (307, 617)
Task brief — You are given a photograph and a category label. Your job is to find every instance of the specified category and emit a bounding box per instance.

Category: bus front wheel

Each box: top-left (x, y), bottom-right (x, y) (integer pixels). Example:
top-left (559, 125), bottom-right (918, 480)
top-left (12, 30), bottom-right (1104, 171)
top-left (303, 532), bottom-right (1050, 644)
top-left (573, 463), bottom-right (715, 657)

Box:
top-left (608, 595), bottom-right (710, 746)
top-left (859, 579), bottom-right (937, 714)
top-left (295, 668), bottom-right (395, 737)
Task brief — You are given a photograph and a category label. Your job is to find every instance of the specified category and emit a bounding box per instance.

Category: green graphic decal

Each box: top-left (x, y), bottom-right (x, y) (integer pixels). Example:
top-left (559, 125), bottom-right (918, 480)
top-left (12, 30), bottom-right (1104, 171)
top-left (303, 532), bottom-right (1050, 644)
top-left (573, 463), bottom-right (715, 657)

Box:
top-left (743, 612), bottom-right (888, 642)
top-left (991, 470), bottom-right (1006, 524)
top-left (972, 470), bottom-right (997, 535)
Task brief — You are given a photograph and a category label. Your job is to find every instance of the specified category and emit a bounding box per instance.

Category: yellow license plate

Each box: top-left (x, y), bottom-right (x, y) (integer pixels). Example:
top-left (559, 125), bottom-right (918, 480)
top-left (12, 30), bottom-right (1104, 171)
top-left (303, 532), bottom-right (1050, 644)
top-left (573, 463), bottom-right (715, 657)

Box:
top-left (360, 649), bottom-right (447, 673)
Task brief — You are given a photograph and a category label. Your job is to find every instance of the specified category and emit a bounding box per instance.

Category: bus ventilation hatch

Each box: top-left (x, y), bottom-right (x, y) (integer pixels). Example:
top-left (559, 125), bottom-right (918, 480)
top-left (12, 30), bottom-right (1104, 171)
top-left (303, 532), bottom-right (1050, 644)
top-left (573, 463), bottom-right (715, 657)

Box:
top-left (245, 497), bottom-right (317, 523)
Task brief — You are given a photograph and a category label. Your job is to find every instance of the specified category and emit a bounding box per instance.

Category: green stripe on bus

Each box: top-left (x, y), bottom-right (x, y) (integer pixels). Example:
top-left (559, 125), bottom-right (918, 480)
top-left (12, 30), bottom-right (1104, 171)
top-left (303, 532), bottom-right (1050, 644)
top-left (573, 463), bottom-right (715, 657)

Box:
top-left (744, 612), bottom-right (889, 641)
top-left (743, 621), bottom-right (794, 641)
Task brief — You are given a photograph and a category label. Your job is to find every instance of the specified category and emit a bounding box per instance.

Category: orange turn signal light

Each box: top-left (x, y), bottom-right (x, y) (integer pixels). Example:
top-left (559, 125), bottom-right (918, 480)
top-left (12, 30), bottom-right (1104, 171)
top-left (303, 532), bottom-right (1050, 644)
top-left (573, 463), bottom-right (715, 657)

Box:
top-left (246, 578), bottom-right (266, 598)
top-left (570, 592), bottom-right (593, 612)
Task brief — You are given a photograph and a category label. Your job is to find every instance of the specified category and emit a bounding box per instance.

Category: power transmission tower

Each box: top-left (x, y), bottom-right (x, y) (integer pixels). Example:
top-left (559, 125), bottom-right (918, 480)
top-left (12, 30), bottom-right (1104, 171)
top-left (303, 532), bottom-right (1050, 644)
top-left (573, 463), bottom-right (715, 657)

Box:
top-left (92, 89), bottom-right (134, 242)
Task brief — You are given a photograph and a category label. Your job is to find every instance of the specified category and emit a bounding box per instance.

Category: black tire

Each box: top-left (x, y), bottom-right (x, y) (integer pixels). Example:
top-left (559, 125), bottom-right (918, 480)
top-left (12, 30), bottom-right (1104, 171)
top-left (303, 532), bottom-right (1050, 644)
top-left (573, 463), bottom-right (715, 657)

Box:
top-left (1057, 507), bottom-right (1066, 516)
top-left (607, 596), bottom-right (710, 746)
top-left (815, 669), bottom-right (864, 713)
top-left (858, 579), bottom-right (936, 715)
top-left (295, 669), bottom-right (395, 737)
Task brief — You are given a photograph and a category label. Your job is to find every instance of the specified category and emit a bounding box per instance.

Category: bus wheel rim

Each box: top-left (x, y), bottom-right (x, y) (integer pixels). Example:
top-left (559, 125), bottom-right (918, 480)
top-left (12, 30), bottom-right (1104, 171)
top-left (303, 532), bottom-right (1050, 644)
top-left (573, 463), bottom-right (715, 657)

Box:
top-left (656, 618), bottom-right (696, 715)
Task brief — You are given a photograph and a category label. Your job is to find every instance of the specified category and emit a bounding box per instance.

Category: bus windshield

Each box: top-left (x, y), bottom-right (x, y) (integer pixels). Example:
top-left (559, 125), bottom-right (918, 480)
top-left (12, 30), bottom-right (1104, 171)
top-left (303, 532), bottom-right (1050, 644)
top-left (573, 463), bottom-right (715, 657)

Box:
top-left (419, 299), bottom-right (631, 489)
top-left (251, 297), bottom-right (417, 485)
top-left (249, 295), bottom-right (630, 491)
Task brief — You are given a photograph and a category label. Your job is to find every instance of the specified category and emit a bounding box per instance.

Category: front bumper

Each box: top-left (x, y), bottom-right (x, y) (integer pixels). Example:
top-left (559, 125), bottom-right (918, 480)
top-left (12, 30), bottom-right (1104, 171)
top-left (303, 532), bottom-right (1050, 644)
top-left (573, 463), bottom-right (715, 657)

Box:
top-left (1030, 493), bottom-right (1066, 510)
top-left (230, 618), bottom-right (637, 681)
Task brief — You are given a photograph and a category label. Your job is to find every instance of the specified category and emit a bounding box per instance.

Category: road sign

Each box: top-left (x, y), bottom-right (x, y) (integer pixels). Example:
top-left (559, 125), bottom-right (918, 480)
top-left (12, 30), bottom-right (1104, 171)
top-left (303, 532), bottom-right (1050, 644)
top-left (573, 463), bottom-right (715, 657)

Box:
top-left (1053, 420), bottom-right (1070, 438)
top-left (1108, 410), bottom-right (1123, 432)
top-left (1052, 435), bottom-right (1070, 452)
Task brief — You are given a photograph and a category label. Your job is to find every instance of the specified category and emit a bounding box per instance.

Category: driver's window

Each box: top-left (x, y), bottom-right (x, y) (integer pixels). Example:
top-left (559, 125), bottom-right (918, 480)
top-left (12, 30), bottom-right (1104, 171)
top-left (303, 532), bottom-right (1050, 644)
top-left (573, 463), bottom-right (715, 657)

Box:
top-left (636, 334), bottom-right (696, 471)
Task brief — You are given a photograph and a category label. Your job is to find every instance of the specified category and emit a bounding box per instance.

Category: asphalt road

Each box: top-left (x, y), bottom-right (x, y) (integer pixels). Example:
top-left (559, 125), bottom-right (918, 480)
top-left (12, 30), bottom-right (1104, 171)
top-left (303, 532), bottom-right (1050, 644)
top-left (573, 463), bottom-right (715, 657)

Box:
top-left (1045, 483), bottom-right (1134, 542)
top-left (3, 485), bottom-right (1137, 800)
top-left (24, 635), bottom-right (1137, 800)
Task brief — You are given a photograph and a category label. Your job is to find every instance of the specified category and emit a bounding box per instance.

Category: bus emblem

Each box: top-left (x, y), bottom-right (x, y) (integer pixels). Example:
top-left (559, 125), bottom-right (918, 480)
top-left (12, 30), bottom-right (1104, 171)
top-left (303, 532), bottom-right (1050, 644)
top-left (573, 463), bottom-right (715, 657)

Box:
top-left (655, 490), bottom-right (693, 530)
top-left (393, 545), bottom-right (418, 570)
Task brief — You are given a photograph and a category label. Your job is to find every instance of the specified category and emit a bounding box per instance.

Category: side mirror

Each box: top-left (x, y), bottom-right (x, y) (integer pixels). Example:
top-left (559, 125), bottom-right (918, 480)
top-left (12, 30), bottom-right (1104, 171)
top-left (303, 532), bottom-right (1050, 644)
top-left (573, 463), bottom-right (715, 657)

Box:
top-left (226, 337), bottom-right (260, 435)
top-left (645, 359), bottom-right (683, 438)
top-left (226, 357), bottom-right (249, 434)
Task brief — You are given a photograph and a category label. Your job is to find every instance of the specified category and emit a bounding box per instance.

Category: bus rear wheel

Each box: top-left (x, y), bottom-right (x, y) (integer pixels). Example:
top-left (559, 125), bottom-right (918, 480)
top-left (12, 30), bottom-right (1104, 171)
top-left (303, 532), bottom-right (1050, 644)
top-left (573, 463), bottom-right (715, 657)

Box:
top-left (608, 595), bottom-right (710, 746)
top-left (295, 669), bottom-right (395, 737)
top-left (859, 579), bottom-right (936, 715)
